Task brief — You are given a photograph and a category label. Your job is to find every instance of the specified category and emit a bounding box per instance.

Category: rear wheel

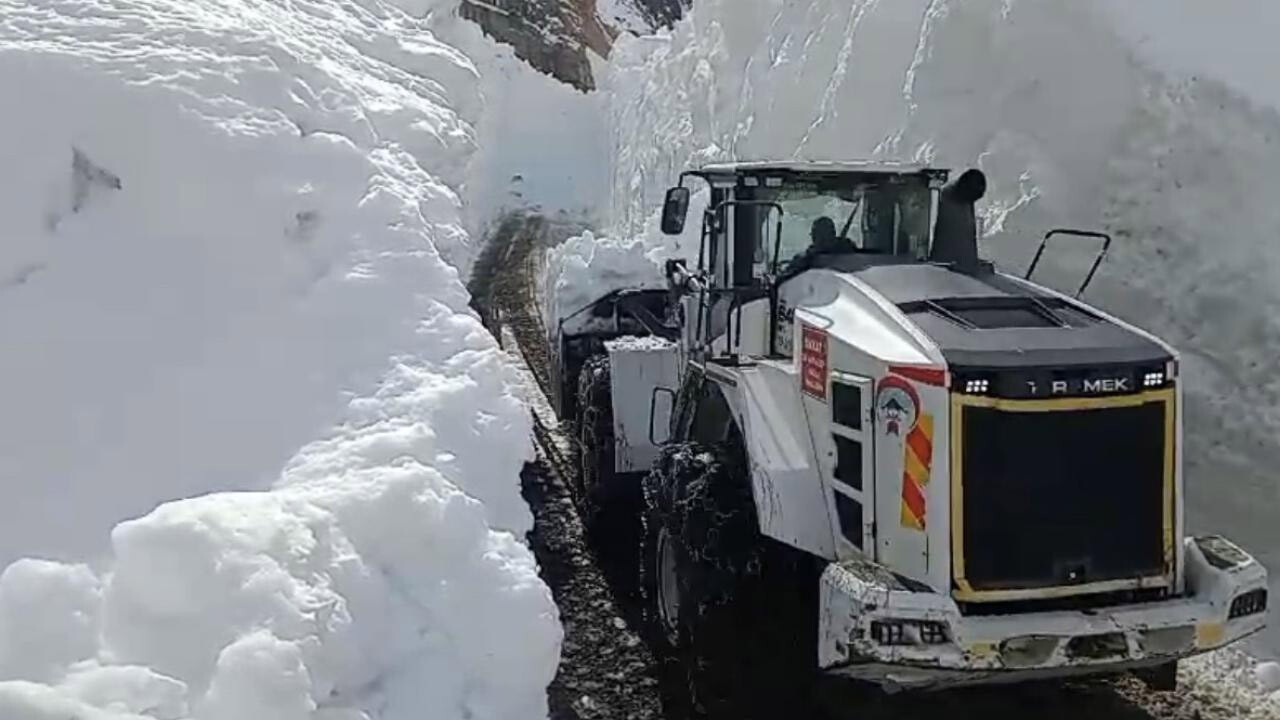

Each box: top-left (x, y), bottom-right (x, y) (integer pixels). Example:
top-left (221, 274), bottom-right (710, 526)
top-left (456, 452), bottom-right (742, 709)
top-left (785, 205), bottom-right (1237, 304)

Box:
top-left (641, 439), bottom-right (820, 718)
top-left (576, 354), bottom-right (642, 582)
top-left (655, 527), bottom-right (683, 641)
top-left (575, 354), bottom-right (614, 523)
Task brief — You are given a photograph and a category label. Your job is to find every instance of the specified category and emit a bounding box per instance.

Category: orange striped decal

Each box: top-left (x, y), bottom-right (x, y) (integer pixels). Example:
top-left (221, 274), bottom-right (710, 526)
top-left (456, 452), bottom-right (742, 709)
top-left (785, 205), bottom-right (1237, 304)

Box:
top-left (900, 413), bottom-right (934, 530)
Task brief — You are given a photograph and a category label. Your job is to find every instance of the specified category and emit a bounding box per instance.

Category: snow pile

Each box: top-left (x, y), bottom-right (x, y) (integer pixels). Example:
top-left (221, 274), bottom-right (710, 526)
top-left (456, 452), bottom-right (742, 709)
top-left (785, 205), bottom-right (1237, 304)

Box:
top-left (605, 336), bottom-right (676, 352)
top-left (544, 0), bottom-right (1280, 656)
top-left (0, 0), bottom-right (559, 718)
top-left (462, 38), bottom-right (610, 236)
top-left (543, 184), bottom-right (707, 328)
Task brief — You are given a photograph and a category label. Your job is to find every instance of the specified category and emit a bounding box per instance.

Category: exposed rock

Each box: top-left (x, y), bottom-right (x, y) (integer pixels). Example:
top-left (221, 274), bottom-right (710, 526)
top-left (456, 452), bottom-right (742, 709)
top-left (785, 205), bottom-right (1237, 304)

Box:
top-left (460, 0), bottom-right (688, 90)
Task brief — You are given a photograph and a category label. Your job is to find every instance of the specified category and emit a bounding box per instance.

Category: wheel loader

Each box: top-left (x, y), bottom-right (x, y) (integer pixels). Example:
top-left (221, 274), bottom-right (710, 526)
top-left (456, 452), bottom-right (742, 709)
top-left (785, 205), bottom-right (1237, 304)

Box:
top-left (548, 161), bottom-right (1268, 711)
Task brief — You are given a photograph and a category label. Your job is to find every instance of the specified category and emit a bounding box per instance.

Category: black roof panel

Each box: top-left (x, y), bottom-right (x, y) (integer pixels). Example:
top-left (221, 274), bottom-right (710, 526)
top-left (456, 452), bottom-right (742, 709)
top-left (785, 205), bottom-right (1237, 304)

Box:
top-left (829, 262), bottom-right (1171, 369)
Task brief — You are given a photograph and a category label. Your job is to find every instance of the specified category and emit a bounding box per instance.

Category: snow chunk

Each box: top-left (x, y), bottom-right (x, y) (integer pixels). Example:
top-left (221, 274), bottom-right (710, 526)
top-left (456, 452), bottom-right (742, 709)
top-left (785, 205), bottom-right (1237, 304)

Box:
top-left (200, 632), bottom-right (315, 720)
top-left (0, 681), bottom-right (151, 720)
top-left (95, 456), bottom-right (558, 719)
top-left (605, 336), bottom-right (677, 352)
top-left (1258, 661), bottom-right (1280, 694)
top-left (544, 187), bottom-right (708, 328)
top-left (0, 560), bottom-right (101, 683)
top-left (58, 665), bottom-right (188, 720)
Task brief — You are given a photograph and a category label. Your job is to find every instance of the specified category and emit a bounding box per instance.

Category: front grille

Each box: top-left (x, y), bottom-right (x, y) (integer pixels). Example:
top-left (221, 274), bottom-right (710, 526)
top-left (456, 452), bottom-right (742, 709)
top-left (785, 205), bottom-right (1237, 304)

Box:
top-left (958, 587), bottom-right (1171, 617)
top-left (956, 395), bottom-right (1171, 598)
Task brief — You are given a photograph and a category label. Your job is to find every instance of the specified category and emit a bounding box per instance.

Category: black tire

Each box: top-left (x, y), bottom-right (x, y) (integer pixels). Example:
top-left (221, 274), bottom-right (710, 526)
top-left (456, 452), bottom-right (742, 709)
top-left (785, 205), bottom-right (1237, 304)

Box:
top-left (640, 439), bottom-right (820, 718)
top-left (576, 355), bottom-right (643, 580)
top-left (1135, 661), bottom-right (1179, 691)
top-left (575, 354), bottom-right (615, 522)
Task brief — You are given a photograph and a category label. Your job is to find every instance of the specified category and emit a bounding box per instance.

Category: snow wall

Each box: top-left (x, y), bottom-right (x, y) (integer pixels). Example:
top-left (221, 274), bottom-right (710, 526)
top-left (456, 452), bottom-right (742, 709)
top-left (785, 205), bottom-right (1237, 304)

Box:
top-left (546, 0), bottom-right (1280, 660)
top-left (0, 1), bottom-right (561, 718)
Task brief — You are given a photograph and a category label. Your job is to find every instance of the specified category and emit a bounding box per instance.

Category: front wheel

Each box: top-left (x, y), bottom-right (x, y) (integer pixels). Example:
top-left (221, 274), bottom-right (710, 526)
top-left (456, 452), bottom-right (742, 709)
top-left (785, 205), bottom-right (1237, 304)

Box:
top-left (640, 440), bottom-right (820, 718)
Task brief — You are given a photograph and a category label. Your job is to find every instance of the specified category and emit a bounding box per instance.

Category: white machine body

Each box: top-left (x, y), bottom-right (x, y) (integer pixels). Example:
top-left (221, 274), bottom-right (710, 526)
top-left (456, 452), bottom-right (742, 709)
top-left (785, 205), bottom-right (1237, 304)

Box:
top-left (568, 162), bottom-right (1268, 689)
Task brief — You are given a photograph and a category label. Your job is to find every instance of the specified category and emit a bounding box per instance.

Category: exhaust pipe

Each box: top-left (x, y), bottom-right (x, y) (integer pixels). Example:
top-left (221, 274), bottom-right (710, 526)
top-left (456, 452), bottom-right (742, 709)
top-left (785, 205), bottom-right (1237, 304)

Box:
top-left (931, 168), bottom-right (987, 271)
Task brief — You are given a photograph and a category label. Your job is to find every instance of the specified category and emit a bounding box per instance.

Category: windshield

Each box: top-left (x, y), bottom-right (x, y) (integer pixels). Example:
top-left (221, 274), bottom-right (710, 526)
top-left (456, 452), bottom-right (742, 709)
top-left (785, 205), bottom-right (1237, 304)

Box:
top-left (738, 177), bottom-right (934, 273)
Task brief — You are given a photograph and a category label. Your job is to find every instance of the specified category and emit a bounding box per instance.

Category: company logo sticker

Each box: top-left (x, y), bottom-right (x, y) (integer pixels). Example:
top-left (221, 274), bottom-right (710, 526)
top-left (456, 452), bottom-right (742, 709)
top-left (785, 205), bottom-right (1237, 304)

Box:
top-left (800, 324), bottom-right (828, 400)
top-left (878, 375), bottom-right (934, 531)
top-left (875, 375), bottom-right (920, 437)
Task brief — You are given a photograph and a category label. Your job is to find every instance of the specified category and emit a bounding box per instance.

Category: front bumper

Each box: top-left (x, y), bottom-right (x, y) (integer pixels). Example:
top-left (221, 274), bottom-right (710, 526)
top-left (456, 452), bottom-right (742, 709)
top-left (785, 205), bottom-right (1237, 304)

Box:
top-left (818, 536), bottom-right (1268, 691)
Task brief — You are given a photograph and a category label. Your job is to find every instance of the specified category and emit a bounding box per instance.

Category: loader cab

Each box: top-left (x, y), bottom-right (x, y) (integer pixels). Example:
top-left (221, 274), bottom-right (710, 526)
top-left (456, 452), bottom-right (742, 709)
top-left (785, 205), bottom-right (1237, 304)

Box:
top-left (661, 162), bottom-right (950, 359)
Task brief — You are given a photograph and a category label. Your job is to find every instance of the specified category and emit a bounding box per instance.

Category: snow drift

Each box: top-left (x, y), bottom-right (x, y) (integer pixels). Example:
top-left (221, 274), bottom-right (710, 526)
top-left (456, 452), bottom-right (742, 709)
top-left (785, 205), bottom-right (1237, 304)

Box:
top-left (544, 0), bottom-right (1280, 658)
top-left (0, 0), bottom-right (559, 718)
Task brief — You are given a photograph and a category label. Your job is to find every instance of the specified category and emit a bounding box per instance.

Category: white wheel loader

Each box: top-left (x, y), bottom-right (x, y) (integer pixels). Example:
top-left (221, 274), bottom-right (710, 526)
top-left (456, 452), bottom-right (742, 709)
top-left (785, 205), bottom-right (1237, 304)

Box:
top-left (549, 162), bottom-right (1268, 711)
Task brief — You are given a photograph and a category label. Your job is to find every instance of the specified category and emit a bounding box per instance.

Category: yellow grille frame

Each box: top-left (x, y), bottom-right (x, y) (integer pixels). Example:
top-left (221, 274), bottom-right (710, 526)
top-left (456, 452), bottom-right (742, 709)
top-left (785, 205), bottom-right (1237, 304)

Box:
top-left (950, 388), bottom-right (1176, 602)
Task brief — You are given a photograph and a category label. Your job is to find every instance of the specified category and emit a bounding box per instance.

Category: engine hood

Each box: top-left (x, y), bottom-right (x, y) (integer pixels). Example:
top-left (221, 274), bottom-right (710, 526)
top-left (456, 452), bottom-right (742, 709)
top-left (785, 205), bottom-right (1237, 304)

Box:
top-left (784, 259), bottom-right (1172, 370)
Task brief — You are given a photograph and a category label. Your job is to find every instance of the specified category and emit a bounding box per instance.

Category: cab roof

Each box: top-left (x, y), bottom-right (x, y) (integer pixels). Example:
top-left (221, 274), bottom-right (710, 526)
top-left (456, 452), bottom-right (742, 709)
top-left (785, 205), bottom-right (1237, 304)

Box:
top-left (696, 158), bottom-right (947, 176)
top-left (692, 160), bottom-right (949, 183)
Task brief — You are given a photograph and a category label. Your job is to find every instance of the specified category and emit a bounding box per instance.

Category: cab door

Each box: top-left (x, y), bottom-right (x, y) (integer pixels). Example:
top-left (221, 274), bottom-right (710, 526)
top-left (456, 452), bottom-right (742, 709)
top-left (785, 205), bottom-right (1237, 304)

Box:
top-left (827, 372), bottom-right (876, 557)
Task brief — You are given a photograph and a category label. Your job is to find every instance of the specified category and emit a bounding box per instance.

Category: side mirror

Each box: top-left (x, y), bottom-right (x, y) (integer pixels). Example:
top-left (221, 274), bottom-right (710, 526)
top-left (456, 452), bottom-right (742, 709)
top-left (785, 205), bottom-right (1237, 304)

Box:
top-left (661, 186), bottom-right (691, 235)
top-left (649, 387), bottom-right (677, 445)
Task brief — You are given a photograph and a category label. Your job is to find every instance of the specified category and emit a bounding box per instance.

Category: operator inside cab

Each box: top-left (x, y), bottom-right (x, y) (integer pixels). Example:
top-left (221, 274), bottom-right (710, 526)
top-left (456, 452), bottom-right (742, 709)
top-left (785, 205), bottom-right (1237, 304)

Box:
top-left (806, 217), bottom-right (853, 256)
top-left (746, 172), bottom-right (937, 282)
top-left (783, 189), bottom-right (904, 275)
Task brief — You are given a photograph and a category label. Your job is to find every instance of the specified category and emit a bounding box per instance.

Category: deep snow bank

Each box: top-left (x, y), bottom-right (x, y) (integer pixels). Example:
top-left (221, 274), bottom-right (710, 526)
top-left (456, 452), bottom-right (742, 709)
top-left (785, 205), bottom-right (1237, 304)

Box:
top-left (546, 0), bottom-right (1280, 658)
top-left (0, 0), bottom-right (558, 718)
top-left (462, 38), bottom-right (610, 236)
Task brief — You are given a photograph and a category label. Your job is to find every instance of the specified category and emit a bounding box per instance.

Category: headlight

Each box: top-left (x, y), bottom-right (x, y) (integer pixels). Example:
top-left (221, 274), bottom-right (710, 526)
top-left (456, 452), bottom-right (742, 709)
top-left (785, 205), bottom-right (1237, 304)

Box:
top-left (1229, 588), bottom-right (1267, 619)
top-left (870, 619), bottom-right (950, 645)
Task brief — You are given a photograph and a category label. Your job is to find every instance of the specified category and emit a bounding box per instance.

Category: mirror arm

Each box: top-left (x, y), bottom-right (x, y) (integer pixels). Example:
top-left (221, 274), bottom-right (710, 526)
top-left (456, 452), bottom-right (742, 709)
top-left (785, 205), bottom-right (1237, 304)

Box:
top-left (771, 215), bottom-right (784, 275)
top-left (696, 209), bottom-right (713, 272)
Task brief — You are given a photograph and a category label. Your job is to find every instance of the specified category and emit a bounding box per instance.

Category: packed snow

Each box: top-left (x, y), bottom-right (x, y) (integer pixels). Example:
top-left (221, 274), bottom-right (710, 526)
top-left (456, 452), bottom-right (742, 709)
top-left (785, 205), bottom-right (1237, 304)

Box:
top-left (544, 0), bottom-right (1280, 659)
top-left (0, 0), bottom-right (559, 718)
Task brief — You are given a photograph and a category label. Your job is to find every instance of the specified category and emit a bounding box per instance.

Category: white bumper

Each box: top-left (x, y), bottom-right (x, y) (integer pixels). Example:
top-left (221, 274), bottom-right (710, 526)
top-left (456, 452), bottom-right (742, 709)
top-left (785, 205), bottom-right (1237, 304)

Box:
top-left (818, 536), bottom-right (1268, 691)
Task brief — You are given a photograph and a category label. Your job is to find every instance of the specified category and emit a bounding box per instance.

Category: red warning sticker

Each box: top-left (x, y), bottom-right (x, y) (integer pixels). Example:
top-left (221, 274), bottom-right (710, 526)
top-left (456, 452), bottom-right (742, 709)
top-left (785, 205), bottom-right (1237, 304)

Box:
top-left (801, 324), bottom-right (828, 400)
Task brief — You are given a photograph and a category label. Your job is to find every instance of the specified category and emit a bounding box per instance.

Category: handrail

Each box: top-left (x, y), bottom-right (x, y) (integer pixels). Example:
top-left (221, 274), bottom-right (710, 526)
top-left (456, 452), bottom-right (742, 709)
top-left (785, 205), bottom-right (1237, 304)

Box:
top-left (1024, 228), bottom-right (1113, 297)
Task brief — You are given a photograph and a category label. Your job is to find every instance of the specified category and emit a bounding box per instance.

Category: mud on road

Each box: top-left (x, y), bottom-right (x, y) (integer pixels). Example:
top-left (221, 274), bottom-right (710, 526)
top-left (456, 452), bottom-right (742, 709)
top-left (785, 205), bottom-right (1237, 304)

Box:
top-left (469, 212), bottom-right (1278, 720)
